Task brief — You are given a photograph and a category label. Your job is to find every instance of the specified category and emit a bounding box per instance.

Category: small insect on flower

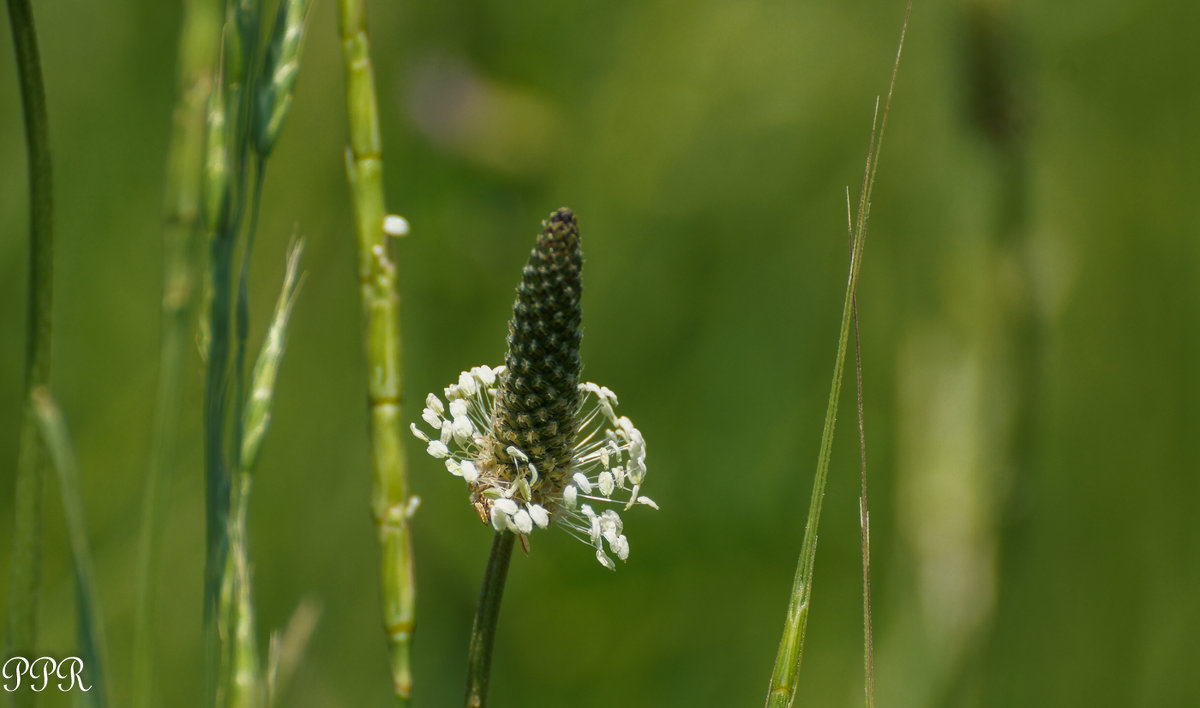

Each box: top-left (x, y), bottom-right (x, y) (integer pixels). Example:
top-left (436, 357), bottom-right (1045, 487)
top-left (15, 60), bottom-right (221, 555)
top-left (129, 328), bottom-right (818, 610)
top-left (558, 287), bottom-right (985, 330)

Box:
top-left (410, 208), bottom-right (657, 569)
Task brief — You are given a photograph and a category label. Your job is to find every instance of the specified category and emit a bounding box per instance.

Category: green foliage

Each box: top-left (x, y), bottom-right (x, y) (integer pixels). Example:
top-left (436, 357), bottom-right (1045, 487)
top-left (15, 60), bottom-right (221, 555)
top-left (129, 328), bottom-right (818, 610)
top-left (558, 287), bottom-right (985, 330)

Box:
top-left (1, 1), bottom-right (1198, 707)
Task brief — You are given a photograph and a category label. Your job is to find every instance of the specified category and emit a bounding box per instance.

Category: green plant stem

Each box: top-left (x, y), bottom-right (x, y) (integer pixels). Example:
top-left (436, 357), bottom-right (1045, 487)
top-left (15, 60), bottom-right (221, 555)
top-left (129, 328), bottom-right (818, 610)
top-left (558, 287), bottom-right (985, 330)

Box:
top-left (204, 22), bottom-right (256, 701)
top-left (133, 2), bottom-right (220, 706)
top-left (31, 388), bottom-right (110, 708)
top-left (843, 183), bottom-right (876, 708)
top-left (337, 1), bottom-right (416, 703)
top-left (851, 276), bottom-right (874, 708)
top-left (204, 207), bottom-right (237, 662)
top-left (765, 4), bottom-right (909, 706)
top-left (464, 532), bottom-right (515, 708)
top-left (6, 0), bottom-right (53, 688)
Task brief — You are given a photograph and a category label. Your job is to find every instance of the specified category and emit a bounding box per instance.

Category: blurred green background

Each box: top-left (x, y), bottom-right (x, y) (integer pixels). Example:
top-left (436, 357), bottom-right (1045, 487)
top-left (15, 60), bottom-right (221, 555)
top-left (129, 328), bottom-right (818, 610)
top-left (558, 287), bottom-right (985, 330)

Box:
top-left (3, 0), bottom-right (1197, 706)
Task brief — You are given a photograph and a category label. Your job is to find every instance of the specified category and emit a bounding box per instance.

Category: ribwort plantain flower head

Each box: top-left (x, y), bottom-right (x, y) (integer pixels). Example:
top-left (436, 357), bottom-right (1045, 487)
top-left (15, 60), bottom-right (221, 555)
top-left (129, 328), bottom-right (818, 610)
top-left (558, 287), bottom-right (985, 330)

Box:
top-left (411, 208), bottom-right (657, 569)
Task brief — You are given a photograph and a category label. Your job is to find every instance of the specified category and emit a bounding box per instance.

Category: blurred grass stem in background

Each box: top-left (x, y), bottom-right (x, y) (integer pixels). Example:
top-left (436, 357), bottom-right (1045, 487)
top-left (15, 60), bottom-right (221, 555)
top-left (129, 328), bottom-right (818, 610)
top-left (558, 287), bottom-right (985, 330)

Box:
top-left (32, 388), bottom-right (111, 708)
top-left (5, 1), bottom-right (53, 701)
top-left (766, 3), bottom-right (909, 706)
top-left (336, 0), bottom-right (417, 702)
top-left (132, 1), bottom-right (221, 705)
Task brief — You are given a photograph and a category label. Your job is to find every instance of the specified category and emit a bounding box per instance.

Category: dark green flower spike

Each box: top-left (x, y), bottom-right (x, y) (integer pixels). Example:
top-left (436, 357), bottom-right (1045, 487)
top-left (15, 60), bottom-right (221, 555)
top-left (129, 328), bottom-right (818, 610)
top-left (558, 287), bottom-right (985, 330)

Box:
top-left (492, 207), bottom-right (584, 484)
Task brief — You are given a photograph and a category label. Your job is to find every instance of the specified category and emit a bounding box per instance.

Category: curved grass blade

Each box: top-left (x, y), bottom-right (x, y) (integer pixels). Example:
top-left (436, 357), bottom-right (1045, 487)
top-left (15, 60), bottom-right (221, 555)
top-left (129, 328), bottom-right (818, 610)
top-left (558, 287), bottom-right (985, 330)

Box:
top-left (31, 388), bottom-right (110, 708)
top-left (6, 1), bottom-right (54, 692)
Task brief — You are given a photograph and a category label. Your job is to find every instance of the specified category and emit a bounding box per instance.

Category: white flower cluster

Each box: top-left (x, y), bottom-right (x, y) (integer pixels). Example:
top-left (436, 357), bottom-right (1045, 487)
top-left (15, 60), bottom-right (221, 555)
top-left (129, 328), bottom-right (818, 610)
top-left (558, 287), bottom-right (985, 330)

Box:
top-left (410, 365), bottom-right (658, 569)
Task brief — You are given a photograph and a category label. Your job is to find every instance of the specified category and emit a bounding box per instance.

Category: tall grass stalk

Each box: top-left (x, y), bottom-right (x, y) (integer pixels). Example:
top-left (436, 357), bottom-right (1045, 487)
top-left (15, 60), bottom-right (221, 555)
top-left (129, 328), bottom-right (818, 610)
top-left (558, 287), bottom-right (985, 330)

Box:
top-left (199, 1), bottom-right (312, 704)
top-left (133, 2), bottom-right (221, 706)
top-left (5, 2), bottom-right (53, 699)
top-left (764, 3), bottom-right (910, 706)
top-left (31, 388), bottom-right (110, 708)
top-left (336, 1), bottom-right (417, 702)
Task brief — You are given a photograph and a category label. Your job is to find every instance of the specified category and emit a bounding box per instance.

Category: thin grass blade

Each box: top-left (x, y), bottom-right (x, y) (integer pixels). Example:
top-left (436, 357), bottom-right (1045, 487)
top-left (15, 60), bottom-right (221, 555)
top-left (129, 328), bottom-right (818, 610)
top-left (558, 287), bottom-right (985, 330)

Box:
top-left (764, 4), bottom-right (911, 706)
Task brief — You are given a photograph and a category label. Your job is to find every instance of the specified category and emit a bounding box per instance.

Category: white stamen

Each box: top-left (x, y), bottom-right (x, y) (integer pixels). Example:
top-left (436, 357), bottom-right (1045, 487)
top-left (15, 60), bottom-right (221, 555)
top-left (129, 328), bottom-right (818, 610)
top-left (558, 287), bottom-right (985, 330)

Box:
top-left (458, 371), bottom-right (478, 396)
top-left (599, 470), bottom-right (615, 496)
top-left (452, 415), bottom-right (475, 444)
top-left (383, 214), bottom-right (410, 237)
top-left (416, 366), bottom-right (654, 570)
top-left (613, 534), bottom-right (629, 560)
top-left (528, 504), bottom-right (550, 528)
top-left (513, 509), bottom-right (533, 534)
top-left (493, 498), bottom-right (518, 516)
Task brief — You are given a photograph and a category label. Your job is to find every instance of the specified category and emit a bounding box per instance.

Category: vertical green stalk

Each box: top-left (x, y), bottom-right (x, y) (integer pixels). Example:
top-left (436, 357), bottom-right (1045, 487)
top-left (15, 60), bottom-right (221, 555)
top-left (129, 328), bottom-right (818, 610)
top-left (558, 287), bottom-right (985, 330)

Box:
top-left (133, 2), bottom-right (221, 707)
top-left (336, 2), bottom-right (416, 703)
top-left (464, 532), bottom-right (515, 708)
top-left (5, 1), bottom-right (53, 697)
top-left (202, 6), bottom-right (248, 706)
top-left (764, 4), bottom-right (909, 706)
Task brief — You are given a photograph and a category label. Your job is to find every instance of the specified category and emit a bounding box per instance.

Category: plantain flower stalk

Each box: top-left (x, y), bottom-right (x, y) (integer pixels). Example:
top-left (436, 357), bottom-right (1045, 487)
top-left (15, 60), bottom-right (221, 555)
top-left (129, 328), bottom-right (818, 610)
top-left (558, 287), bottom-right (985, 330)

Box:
top-left (411, 208), bottom-right (657, 570)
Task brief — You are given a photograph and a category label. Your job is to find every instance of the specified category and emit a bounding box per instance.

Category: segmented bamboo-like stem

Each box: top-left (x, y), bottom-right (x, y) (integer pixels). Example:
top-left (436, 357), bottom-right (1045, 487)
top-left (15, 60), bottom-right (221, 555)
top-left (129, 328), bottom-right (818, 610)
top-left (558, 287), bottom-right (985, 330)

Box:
top-left (6, 2), bottom-right (53, 699)
top-left (337, 1), bottom-right (416, 702)
top-left (133, 3), bottom-right (221, 706)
